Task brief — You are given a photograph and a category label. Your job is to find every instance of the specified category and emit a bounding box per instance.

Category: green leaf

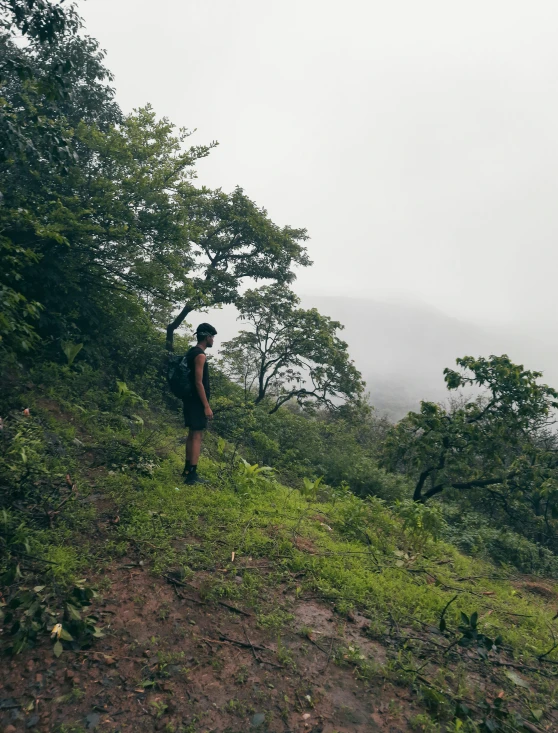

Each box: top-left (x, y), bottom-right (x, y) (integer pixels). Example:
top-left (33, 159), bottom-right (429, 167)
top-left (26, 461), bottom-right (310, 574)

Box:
top-left (53, 640), bottom-right (63, 657)
top-left (66, 603), bottom-right (81, 621)
top-left (470, 611), bottom-right (478, 629)
top-left (460, 612), bottom-right (469, 626)
top-left (504, 669), bottom-right (530, 689)
top-left (61, 341), bottom-right (83, 366)
top-left (59, 628), bottom-right (73, 641)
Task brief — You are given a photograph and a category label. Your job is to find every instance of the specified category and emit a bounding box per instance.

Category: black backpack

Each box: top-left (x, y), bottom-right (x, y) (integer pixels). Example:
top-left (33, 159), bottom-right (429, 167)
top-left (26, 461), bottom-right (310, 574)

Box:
top-left (167, 353), bottom-right (194, 400)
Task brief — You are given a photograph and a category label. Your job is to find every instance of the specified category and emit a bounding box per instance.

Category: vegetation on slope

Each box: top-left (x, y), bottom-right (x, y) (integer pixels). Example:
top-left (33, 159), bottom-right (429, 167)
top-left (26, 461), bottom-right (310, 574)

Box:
top-left (1, 363), bottom-right (557, 731)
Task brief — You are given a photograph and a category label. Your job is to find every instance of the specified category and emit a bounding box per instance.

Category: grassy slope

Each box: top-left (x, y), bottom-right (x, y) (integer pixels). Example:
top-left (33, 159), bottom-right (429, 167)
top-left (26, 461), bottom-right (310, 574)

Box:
top-left (1, 365), bottom-right (558, 732)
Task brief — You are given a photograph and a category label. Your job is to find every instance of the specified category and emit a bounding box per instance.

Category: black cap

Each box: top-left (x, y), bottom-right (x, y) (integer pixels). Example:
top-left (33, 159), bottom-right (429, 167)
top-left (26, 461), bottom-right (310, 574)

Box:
top-left (196, 322), bottom-right (217, 338)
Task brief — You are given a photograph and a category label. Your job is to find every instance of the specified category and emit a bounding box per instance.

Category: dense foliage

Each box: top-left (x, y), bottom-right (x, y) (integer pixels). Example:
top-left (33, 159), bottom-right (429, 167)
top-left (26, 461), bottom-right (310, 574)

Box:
top-left (382, 356), bottom-right (558, 553)
top-left (1, 2), bottom-right (309, 362)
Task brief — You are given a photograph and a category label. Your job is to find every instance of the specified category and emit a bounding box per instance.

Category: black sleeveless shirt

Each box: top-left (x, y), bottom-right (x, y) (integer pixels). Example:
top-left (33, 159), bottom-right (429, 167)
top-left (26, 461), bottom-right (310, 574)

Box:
top-left (185, 346), bottom-right (210, 400)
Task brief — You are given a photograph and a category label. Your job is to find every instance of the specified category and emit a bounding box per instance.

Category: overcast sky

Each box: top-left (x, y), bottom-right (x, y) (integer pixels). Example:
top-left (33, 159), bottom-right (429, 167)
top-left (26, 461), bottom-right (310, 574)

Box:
top-left (81, 0), bottom-right (558, 328)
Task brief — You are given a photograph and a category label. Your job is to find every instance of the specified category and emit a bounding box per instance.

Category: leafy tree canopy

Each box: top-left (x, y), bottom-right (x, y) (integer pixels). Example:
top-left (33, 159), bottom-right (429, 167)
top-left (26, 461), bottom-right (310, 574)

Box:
top-left (1, 0), bottom-right (72, 43)
top-left (219, 284), bottom-right (365, 413)
top-left (382, 355), bottom-right (558, 547)
top-left (1, 14), bottom-right (309, 358)
top-left (0, 4), bottom-right (120, 352)
top-left (165, 188), bottom-right (310, 350)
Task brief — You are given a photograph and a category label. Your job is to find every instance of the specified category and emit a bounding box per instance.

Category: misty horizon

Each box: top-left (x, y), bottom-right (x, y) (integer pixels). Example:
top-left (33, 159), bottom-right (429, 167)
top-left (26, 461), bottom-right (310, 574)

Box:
top-left (187, 292), bottom-right (558, 419)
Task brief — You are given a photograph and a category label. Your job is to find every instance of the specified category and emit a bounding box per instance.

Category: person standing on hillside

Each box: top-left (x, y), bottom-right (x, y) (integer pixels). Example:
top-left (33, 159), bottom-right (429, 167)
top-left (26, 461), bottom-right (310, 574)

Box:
top-left (183, 323), bottom-right (217, 485)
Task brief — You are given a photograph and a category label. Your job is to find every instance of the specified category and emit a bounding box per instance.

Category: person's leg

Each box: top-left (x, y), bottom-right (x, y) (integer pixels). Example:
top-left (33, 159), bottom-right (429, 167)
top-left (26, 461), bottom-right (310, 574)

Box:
top-left (189, 430), bottom-right (203, 467)
top-left (182, 400), bottom-right (191, 475)
top-left (183, 431), bottom-right (194, 475)
top-left (184, 430), bottom-right (207, 483)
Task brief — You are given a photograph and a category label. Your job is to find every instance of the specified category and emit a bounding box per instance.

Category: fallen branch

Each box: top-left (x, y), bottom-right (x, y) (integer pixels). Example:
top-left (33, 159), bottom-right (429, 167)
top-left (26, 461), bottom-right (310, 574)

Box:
top-left (439, 594), bottom-right (458, 633)
top-left (198, 631), bottom-right (285, 669)
top-left (163, 574), bottom-right (252, 615)
top-left (242, 623), bottom-right (261, 662)
top-left (8, 550), bottom-right (59, 565)
top-left (323, 636), bottom-right (335, 671)
top-left (406, 569), bottom-right (487, 598)
top-left (217, 600), bottom-right (252, 617)
top-left (304, 634), bottom-right (330, 655)
top-left (171, 585), bottom-right (205, 606)
top-left (521, 722), bottom-right (545, 733)
top-left (219, 633), bottom-right (267, 652)
top-left (256, 658), bottom-right (285, 669)
top-left (490, 660), bottom-right (552, 676)
top-left (163, 575), bottom-right (205, 605)
top-left (538, 625), bottom-right (557, 661)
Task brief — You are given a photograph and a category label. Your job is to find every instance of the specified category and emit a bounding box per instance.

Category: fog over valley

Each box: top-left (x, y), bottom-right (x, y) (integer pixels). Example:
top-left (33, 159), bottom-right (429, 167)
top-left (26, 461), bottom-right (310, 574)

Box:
top-left (190, 295), bottom-right (558, 419)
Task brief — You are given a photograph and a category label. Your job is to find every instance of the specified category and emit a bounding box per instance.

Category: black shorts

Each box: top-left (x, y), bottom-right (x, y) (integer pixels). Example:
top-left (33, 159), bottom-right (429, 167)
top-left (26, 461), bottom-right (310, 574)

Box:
top-left (183, 398), bottom-right (208, 431)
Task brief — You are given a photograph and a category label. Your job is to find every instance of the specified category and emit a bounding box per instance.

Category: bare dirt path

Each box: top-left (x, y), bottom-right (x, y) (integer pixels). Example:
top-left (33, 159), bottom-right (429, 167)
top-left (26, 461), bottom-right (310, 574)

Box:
top-left (0, 561), bottom-right (420, 733)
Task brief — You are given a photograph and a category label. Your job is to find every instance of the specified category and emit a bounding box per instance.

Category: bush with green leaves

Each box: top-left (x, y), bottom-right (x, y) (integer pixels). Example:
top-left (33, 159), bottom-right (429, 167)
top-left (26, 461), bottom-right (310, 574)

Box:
top-left (393, 499), bottom-right (446, 550)
top-left (442, 507), bottom-right (558, 576)
top-left (0, 579), bottom-right (103, 657)
top-left (0, 407), bottom-right (77, 522)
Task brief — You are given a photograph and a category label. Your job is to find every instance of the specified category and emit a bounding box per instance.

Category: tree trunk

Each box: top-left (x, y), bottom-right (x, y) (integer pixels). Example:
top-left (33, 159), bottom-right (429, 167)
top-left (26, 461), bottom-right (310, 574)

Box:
top-left (413, 468), bottom-right (433, 502)
top-left (166, 304), bottom-right (193, 351)
top-left (254, 365), bottom-right (267, 404)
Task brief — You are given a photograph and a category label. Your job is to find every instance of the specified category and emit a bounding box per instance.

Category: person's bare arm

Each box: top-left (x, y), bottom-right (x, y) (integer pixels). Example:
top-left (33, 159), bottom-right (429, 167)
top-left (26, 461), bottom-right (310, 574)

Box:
top-left (194, 353), bottom-right (213, 418)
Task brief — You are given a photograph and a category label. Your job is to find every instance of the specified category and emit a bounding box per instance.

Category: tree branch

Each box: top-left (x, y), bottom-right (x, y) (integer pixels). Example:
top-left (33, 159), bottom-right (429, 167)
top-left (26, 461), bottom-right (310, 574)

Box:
top-left (421, 472), bottom-right (518, 502)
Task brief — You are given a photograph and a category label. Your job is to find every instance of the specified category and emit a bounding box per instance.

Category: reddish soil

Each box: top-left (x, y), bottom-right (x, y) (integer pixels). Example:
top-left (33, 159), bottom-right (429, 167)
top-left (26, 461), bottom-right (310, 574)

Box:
top-left (0, 564), bottom-right (421, 733)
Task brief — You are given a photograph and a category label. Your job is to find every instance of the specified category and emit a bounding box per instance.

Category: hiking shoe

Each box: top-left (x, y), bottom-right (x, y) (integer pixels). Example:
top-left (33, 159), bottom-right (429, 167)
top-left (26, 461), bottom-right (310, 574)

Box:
top-left (184, 473), bottom-right (208, 485)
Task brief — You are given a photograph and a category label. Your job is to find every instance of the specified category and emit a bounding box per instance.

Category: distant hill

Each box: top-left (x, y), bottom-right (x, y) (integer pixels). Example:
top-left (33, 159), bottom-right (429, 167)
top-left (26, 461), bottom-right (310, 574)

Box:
top-left (302, 296), bottom-right (499, 418)
top-left (188, 296), bottom-right (558, 420)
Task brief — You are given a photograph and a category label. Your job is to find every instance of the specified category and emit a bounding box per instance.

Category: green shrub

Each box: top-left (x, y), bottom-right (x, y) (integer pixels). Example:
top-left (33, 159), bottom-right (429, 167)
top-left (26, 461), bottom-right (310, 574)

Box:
top-left (442, 508), bottom-right (558, 576)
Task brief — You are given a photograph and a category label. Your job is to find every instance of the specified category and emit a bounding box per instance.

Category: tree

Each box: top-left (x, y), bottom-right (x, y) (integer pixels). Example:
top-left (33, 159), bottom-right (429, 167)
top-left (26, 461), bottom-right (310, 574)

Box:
top-left (382, 355), bottom-right (558, 537)
top-left (0, 1), bottom-right (123, 352)
top-left (1, 0), bottom-right (71, 43)
top-left (164, 187), bottom-right (310, 350)
top-left (2, 104), bottom-right (216, 352)
top-left (220, 284), bottom-right (364, 413)
top-left (1, 4), bottom-right (309, 357)
top-left (0, 0), bottom-right (87, 167)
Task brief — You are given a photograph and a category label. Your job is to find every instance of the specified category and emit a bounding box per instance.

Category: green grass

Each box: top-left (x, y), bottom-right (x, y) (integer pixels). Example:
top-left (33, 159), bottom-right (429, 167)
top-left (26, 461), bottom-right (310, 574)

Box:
top-left (11, 381), bottom-right (558, 661)
top-left (99, 445), bottom-right (556, 662)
